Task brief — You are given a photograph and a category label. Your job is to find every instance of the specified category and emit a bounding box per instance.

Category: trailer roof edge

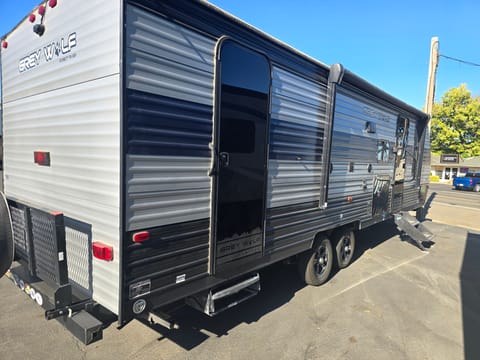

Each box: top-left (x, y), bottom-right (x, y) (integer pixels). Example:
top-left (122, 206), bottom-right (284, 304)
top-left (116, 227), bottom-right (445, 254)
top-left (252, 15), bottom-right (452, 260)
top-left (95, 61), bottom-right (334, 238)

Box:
top-left (341, 68), bottom-right (428, 119)
top-left (199, 0), bottom-right (330, 73)
top-left (1, 1), bottom-right (44, 40)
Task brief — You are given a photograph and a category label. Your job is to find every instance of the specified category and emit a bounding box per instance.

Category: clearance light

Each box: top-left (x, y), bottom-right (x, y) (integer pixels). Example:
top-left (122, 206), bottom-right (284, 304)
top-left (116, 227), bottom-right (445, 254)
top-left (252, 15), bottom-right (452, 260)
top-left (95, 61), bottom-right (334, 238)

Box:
top-left (346, 196), bottom-right (353, 202)
top-left (133, 231), bottom-right (150, 243)
top-left (38, 5), bottom-right (46, 16)
top-left (48, 0), bottom-right (57, 8)
top-left (29, 14), bottom-right (36, 22)
top-left (34, 151), bottom-right (50, 166)
top-left (92, 242), bottom-right (113, 261)
top-left (1, 41), bottom-right (7, 49)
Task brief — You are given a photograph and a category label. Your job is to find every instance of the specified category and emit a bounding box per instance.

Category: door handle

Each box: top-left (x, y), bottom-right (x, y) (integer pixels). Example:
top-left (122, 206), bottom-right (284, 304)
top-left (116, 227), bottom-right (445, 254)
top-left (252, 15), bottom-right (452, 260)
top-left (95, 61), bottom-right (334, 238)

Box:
top-left (219, 152), bottom-right (230, 167)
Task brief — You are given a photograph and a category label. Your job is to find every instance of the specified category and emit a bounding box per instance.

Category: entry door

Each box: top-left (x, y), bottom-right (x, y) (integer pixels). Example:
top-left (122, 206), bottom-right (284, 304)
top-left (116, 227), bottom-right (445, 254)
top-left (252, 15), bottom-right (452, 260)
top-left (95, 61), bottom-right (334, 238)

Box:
top-left (392, 117), bottom-right (410, 212)
top-left (394, 117), bottom-right (409, 183)
top-left (213, 41), bottom-right (271, 272)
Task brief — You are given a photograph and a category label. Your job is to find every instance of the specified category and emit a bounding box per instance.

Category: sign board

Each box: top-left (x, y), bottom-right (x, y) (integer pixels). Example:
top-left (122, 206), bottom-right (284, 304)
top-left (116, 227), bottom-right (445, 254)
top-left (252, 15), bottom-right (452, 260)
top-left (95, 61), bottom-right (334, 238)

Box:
top-left (440, 154), bottom-right (459, 164)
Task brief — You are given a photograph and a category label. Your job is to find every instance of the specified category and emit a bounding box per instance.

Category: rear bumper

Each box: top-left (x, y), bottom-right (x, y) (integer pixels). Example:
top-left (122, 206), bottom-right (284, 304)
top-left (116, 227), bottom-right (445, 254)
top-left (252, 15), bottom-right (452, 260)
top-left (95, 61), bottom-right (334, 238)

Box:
top-left (5, 200), bottom-right (104, 344)
top-left (5, 265), bottom-right (103, 344)
top-left (454, 184), bottom-right (473, 190)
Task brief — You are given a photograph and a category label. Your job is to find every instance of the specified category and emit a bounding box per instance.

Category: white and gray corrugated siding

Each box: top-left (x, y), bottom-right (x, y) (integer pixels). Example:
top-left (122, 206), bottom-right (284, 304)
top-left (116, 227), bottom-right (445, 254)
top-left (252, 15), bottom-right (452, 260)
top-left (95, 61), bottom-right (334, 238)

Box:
top-left (327, 87), bottom-right (397, 221)
top-left (1, 0), bottom-right (121, 314)
top-left (125, 5), bottom-right (215, 231)
top-left (263, 66), bottom-right (331, 251)
top-left (267, 67), bottom-right (328, 209)
top-left (265, 85), bottom-right (411, 253)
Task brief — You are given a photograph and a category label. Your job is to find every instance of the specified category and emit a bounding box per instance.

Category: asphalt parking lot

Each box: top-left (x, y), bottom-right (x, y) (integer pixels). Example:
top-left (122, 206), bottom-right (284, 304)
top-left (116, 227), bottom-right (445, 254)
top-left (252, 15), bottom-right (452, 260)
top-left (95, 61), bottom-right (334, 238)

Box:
top-left (1, 183), bottom-right (479, 360)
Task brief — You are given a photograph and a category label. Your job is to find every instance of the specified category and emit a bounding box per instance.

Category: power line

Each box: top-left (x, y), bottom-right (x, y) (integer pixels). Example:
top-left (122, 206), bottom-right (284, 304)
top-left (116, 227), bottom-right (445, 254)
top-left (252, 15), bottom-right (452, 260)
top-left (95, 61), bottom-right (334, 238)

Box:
top-left (439, 54), bottom-right (480, 67)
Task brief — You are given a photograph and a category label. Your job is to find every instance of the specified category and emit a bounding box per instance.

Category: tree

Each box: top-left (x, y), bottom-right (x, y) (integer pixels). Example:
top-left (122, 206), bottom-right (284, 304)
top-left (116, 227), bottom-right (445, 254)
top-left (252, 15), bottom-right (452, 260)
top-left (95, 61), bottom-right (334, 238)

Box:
top-left (430, 84), bottom-right (480, 157)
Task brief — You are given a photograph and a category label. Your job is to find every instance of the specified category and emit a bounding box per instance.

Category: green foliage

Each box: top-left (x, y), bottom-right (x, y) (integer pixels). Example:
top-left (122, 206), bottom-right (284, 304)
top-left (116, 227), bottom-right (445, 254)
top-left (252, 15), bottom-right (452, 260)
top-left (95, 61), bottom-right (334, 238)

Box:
top-left (430, 84), bottom-right (480, 157)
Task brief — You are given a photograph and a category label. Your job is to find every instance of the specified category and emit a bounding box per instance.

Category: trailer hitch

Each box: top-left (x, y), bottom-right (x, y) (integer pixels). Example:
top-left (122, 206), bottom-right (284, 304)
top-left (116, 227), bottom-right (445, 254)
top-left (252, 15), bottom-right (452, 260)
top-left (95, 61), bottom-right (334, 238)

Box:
top-left (45, 299), bottom-right (96, 320)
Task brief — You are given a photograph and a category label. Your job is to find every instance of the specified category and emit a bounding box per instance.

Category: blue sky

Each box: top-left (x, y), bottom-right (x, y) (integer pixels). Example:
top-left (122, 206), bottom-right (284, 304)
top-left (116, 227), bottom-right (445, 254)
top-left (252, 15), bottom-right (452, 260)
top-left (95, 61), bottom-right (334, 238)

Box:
top-left (1, 0), bottom-right (479, 110)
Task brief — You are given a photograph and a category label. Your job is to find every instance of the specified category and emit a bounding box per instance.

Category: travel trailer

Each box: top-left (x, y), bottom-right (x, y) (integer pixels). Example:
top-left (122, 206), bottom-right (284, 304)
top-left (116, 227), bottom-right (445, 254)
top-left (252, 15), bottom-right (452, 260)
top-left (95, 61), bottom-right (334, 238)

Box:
top-left (0, 0), bottom-right (432, 344)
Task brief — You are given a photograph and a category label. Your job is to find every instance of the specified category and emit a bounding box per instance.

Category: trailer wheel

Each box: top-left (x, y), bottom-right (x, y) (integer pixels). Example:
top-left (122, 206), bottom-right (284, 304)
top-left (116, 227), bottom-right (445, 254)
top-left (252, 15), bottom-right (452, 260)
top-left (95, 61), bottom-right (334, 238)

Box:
top-left (298, 236), bottom-right (333, 286)
top-left (333, 228), bottom-right (355, 269)
top-left (0, 192), bottom-right (14, 278)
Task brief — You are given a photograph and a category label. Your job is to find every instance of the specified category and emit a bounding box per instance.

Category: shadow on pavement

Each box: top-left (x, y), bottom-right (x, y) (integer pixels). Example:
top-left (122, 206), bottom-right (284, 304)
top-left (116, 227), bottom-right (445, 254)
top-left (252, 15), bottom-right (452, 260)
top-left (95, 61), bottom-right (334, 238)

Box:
top-left (460, 231), bottom-right (480, 360)
top-left (144, 220), bottom-right (400, 350)
top-left (142, 261), bottom-right (307, 350)
top-left (420, 191), bottom-right (436, 221)
top-left (353, 219), bottom-right (400, 262)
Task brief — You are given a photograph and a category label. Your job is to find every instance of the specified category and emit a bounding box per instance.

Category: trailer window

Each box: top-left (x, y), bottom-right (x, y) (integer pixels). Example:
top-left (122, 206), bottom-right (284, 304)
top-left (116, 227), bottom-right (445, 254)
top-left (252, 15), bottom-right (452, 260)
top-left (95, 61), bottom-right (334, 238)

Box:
top-left (377, 140), bottom-right (390, 162)
top-left (219, 41), bottom-right (270, 154)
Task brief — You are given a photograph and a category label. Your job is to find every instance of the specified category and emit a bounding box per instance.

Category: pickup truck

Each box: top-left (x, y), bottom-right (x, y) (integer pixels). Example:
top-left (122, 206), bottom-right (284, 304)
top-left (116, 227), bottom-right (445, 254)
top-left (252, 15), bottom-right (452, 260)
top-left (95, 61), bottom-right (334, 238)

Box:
top-left (453, 172), bottom-right (480, 192)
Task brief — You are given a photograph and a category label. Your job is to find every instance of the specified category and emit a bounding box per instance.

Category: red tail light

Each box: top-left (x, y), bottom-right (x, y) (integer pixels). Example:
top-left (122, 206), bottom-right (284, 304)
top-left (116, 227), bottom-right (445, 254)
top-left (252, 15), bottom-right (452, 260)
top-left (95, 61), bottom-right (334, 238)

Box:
top-left (29, 14), bottom-right (36, 22)
top-left (38, 5), bottom-right (46, 15)
top-left (34, 151), bottom-right (50, 166)
top-left (92, 242), bottom-right (113, 261)
top-left (1, 41), bottom-right (7, 49)
top-left (133, 231), bottom-right (150, 243)
top-left (48, 0), bottom-right (57, 8)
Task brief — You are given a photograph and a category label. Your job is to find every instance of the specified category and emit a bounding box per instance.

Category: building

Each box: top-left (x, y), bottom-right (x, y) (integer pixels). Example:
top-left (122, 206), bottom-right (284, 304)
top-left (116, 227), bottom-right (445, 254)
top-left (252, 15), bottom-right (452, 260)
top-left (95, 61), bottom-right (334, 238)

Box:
top-left (431, 154), bottom-right (480, 182)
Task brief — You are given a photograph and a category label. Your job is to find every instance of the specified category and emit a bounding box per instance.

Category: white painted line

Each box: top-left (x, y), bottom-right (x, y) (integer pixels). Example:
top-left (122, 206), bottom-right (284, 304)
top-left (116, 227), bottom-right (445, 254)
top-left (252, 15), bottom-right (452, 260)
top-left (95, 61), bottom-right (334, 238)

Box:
top-left (318, 252), bottom-right (429, 304)
top-left (428, 219), bottom-right (480, 232)
top-left (432, 201), bottom-right (480, 211)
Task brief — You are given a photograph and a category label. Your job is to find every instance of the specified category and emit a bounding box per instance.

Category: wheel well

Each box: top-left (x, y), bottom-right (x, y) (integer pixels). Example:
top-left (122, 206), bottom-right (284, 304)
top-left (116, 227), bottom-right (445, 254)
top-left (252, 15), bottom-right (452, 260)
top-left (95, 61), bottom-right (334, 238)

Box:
top-left (310, 222), bottom-right (358, 248)
top-left (332, 223), bottom-right (358, 236)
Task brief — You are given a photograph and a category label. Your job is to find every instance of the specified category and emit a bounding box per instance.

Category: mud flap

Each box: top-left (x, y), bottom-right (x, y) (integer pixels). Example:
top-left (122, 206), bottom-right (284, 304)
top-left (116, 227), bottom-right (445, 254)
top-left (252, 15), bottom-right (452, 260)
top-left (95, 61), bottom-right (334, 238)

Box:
top-left (0, 192), bottom-right (14, 278)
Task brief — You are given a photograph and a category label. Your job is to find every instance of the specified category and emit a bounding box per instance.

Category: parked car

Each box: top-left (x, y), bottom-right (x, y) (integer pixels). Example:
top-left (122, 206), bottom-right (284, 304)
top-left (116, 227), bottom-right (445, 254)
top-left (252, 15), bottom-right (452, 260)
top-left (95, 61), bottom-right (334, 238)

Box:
top-left (453, 172), bottom-right (480, 191)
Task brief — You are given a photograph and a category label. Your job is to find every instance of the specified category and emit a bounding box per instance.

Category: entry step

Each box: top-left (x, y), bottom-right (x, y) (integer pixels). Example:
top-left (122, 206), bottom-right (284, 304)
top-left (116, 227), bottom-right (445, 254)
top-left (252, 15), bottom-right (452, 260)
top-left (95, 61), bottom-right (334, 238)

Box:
top-left (186, 273), bottom-right (260, 316)
top-left (394, 212), bottom-right (435, 251)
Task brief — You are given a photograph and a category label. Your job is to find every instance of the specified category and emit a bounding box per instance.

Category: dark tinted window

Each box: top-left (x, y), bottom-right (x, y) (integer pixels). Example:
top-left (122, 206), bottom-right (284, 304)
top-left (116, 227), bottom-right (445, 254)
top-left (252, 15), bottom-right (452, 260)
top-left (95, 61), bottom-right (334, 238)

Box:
top-left (220, 41), bottom-right (270, 94)
top-left (219, 41), bottom-right (270, 154)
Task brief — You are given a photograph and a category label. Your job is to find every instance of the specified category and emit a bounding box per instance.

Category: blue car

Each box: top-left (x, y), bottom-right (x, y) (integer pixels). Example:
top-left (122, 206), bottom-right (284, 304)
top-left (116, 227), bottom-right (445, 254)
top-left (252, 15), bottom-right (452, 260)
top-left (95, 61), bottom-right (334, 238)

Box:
top-left (453, 172), bottom-right (480, 192)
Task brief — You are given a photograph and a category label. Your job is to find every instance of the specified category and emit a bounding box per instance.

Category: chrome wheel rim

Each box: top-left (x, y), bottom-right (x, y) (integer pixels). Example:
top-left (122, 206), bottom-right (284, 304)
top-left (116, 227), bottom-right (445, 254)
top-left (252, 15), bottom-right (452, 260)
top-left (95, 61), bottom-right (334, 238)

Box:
top-left (314, 244), bottom-right (329, 276)
top-left (340, 235), bottom-right (352, 262)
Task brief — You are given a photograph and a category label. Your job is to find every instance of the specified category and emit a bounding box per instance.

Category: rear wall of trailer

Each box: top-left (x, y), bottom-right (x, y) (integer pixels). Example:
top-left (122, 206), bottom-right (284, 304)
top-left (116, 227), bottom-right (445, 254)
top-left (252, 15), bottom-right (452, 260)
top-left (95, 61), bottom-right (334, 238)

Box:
top-left (1, 0), bottom-right (122, 314)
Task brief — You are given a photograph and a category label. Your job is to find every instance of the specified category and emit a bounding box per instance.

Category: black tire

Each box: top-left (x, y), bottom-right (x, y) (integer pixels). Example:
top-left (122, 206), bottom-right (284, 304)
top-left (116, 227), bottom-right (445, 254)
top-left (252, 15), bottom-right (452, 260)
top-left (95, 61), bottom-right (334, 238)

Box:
top-left (333, 228), bottom-right (355, 269)
top-left (474, 184), bottom-right (480, 192)
top-left (0, 192), bottom-right (14, 278)
top-left (298, 236), bottom-right (333, 286)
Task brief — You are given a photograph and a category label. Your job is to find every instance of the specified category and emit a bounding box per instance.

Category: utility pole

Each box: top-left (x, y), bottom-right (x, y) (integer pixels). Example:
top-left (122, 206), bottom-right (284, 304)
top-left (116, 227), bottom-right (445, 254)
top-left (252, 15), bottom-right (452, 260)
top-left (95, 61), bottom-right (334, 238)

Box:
top-left (418, 37), bottom-right (439, 221)
top-left (425, 37), bottom-right (439, 125)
